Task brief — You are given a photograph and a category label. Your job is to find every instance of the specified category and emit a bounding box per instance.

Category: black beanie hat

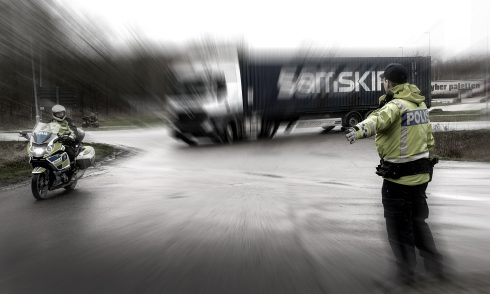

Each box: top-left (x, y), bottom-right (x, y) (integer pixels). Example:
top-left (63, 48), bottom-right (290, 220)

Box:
top-left (381, 63), bottom-right (408, 84)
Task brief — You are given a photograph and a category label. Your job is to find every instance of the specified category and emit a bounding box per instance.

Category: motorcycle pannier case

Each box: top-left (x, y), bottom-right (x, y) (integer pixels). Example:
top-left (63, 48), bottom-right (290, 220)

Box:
top-left (76, 146), bottom-right (95, 169)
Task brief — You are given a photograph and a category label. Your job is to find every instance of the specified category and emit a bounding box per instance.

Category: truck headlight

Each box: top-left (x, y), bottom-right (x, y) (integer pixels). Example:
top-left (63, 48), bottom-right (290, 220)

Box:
top-left (201, 121), bottom-right (213, 132)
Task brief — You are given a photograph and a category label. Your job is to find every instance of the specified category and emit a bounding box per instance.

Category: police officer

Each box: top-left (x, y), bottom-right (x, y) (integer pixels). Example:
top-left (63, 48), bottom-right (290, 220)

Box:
top-left (51, 104), bottom-right (79, 163)
top-left (345, 63), bottom-right (444, 284)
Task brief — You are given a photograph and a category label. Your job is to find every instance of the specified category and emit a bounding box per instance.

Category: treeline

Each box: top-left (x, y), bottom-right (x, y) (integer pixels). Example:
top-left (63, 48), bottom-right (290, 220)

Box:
top-left (432, 56), bottom-right (490, 81)
top-left (0, 0), bottom-right (488, 128)
top-left (0, 0), bottom-right (174, 127)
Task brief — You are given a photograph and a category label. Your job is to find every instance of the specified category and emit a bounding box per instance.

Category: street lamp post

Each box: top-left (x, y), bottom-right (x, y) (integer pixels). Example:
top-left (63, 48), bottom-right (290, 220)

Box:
top-left (30, 47), bottom-right (40, 123)
top-left (486, 23), bottom-right (488, 118)
top-left (398, 46), bottom-right (404, 57)
top-left (425, 31), bottom-right (431, 56)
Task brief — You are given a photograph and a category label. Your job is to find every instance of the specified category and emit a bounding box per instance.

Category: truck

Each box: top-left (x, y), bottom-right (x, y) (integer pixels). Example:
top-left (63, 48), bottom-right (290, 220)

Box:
top-left (166, 49), bottom-right (431, 145)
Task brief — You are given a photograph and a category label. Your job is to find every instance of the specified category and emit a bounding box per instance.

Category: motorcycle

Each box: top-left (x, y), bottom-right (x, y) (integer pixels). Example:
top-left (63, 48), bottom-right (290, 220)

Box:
top-left (22, 122), bottom-right (95, 200)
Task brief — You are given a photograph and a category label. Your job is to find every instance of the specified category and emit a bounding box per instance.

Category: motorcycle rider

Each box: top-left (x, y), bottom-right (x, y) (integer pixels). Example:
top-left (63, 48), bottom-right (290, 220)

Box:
top-left (51, 104), bottom-right (79, 163)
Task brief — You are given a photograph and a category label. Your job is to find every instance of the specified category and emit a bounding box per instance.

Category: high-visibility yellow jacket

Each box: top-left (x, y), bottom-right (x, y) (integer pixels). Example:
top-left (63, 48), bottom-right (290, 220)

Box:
top-left (51, 119), bottom-right (78, 141)
top-left (354, 83), bottom-right (434, 185)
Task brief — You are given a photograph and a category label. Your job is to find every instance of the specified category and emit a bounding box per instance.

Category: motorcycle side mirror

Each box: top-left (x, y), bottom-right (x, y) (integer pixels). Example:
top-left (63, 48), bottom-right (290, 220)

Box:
top-left (19, 131), bottom-right (30, 140)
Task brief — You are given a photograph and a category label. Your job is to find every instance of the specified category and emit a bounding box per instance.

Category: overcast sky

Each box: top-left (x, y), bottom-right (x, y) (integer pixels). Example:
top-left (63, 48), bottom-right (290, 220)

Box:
top-left (56, 0), bottom-right (489, 59)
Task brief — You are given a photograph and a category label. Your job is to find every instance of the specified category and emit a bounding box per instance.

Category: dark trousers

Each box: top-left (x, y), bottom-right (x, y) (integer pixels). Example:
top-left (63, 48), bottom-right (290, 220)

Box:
top-left (382, 180), bottom-right (443, 278)
top-left (64, 145), bottom-right (77, 164)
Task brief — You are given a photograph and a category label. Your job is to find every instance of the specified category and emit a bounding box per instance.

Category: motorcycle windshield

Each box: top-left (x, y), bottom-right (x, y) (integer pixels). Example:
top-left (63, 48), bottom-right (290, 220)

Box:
top-left (32, 122), bottom-right (59, 144)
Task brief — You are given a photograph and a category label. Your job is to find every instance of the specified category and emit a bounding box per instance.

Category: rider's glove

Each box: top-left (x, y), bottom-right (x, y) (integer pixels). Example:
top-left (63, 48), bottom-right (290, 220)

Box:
top-left (345, 126), bottom-right (361, 144)
top-left (58, 134), bottom-right (75, 144)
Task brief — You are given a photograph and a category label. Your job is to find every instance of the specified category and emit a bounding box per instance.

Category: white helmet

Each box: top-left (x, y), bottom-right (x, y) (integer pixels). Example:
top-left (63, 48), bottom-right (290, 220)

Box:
top-left (52, 104), bottom-right (66, 121)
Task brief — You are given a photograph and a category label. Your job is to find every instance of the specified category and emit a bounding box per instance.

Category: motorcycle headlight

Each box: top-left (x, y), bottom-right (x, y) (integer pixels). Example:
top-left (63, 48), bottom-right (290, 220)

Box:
top-left (33, 147), bottom-right (46, 157)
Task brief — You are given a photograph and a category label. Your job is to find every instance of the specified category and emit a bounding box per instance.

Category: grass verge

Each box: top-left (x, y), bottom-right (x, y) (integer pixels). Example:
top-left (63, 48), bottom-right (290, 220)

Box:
top-left (0, 141), bottom-right (118, 188)
top-left (2, 130), bottom-right (489, 187)
top-left (430, 110), bottom-right (486, 122)
top-left (96, 114), bottom-right (168, 129)
top-left (433, 130), bottom-right (490, 161)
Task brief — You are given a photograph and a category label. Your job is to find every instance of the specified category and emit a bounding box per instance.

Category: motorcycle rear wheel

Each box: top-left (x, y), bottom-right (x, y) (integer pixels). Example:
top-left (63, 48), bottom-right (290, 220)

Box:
top-left (31, 172), bottom-right (49, 200)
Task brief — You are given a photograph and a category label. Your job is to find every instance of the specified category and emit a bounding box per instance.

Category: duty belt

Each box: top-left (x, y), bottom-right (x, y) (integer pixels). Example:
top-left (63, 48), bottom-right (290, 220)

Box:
top-left (376, 157), bottom-right (439, 180)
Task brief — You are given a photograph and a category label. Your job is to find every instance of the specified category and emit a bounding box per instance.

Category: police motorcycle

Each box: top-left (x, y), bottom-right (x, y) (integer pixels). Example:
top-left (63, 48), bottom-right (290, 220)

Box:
top-left (23, 122), bottom-right (95, 200)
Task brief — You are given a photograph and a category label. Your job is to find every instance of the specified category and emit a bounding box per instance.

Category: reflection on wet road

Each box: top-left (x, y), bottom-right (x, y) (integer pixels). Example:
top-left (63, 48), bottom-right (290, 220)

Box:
top-left (1, 127), bottom-right (490, 293)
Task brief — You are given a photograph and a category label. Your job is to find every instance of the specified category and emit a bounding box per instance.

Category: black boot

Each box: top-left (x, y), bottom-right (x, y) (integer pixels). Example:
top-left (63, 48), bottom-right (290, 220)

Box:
top-left (424, 255), bottom-right (447, 281)
top-left (396, 267), bottom-right (416, 286)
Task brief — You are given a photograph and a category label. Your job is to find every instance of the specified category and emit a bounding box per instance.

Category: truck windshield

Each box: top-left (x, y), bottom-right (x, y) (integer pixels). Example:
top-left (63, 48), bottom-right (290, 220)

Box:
top-left (176, 80), bottom-right (208, 96)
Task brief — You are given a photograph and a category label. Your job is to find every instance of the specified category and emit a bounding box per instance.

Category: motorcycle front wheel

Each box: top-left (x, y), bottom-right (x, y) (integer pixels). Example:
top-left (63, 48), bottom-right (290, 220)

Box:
top-left (31, 172), bottom-right (49, 200)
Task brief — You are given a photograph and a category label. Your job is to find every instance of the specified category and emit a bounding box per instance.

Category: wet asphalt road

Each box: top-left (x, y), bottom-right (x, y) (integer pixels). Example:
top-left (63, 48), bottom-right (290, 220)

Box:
top-left (1, 127), bottom-right (490, 294)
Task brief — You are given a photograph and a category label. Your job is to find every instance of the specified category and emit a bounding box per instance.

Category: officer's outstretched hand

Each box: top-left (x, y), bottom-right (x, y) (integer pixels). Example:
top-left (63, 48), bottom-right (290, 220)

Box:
top-left (345, 127), bottom-right (359, 144)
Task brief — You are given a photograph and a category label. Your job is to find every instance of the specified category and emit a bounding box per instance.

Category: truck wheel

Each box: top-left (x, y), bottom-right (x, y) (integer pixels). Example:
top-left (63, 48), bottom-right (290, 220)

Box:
top-left (235, 121), bottom-right (244, 141)
top-left (222, 123), bottom-right (235, 144)
top-left (174, 131), bottom-right (197, 146)
top-left (343, 111), bottom-right (362, 127)
top-left (259, 121), bottom-right (279, 139)
top-left (258, 121), bottom-right (270, 139)
top-left (181, 136), bottom-right (197, 146)
top-left (271, 122), bottom-right (280, 137)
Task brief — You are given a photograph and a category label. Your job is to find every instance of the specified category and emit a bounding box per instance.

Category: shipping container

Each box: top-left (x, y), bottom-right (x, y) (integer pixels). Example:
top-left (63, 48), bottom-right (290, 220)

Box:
top-left (167, 50), bottom-right (431, 145)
